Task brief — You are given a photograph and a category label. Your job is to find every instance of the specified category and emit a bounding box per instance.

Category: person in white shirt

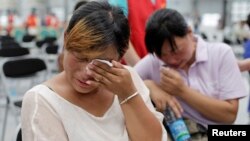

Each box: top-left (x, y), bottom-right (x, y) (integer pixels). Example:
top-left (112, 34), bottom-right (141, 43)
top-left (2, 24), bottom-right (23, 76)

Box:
top-left (21, 1), bottom-right (167, 141)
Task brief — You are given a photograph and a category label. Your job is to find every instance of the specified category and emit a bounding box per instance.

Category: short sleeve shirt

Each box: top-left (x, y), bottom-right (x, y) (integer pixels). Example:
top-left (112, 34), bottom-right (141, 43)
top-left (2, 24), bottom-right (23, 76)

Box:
top-left (134, 36), bottom-right (248, 127)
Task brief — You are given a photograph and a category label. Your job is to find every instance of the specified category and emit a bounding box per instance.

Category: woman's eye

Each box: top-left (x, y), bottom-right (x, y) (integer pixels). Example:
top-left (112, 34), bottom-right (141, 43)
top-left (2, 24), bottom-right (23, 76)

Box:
top-left (78, 58), bottom-right (89, 62)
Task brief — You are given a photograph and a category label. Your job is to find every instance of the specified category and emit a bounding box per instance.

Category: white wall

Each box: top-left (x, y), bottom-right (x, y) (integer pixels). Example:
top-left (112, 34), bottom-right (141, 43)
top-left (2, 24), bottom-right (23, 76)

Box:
top-left (167, 0), bottom-right (194, 16)
top-left (0, 0), bottom-right (17, 10)
top-left (197, 0), bottom-right (223, 15)
top-left (167, 0), bottom-right (223, 16)
top-left (20, 0), bottom-right (48, 20)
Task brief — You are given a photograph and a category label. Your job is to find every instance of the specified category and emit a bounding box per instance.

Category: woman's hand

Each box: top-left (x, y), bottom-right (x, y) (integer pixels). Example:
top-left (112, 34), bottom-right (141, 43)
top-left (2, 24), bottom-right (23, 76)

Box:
top-left (86, 60), bottom-right (137, 101)
top-left (145, 80), bottom-right (183, 118)
top-left (160, 67), bottom-right (187, 97)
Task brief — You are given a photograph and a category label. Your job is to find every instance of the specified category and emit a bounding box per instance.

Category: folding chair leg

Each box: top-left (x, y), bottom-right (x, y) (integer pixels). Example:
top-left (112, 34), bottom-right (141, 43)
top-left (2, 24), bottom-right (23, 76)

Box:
top-left (1, 97), bottom-right (9, 141)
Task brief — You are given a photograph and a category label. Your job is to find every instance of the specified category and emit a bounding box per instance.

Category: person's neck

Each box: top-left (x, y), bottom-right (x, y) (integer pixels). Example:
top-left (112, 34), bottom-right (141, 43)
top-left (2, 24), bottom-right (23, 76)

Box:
top-left (74, 87), bottom-right (102, 100)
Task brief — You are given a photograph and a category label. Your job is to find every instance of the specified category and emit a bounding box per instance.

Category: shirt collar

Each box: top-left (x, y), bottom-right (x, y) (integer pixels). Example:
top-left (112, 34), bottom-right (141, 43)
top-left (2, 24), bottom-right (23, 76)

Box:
top-left (195, 36), bottom-right (208, 63)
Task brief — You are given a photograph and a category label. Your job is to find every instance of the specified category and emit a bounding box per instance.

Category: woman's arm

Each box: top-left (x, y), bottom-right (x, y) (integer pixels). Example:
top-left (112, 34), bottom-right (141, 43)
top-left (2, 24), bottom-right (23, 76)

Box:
top-left (87, 61), bottom-right (164, 141)
top-left (120, 93), bottom-right (163, 141)
top-left (238, 58), bottom-right (250, 71)
top-left (178, 86), bottom-right (238, 123)
top-left (121, 67), bottom-right (166, 141)
top-left (144, 80), bottom-right (183, 118)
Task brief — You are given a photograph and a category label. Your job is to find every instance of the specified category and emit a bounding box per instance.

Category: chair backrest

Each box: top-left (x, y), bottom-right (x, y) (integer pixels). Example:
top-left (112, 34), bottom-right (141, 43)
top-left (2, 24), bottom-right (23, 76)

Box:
top-left (16, 128), bottom-right (22, 141)
top-left (0, 47), bottom-right (29, 57)
top-left (22, 34), bottom-right (36, 42)
top-left (0, 57), bottom-right (47, 102)
top-left (43, 37), bottom-right (57, 44)
top-left (0, 35), bottom-right (15, 42)
top-left (45, 44), bottom-right (59, 54)
top-left (3, 58), bottom-right (46, 77)
top-left (36, 40), bottom-right (46, 48)
top-left (14, 124), bottom-right (22, 141)
top-left (1, 42), bottom-right (21, 48)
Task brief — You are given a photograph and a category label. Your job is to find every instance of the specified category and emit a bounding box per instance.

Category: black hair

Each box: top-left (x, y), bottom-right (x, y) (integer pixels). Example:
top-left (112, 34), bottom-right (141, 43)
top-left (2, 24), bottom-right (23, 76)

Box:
top-left (66, 1), bottom-right (130, 58)
top-left (74, 0), bottom-right (88, 11)
top-left (247, 13), bottom-right (250, 28)
top-left (145, 8), bottom-right (188, 57)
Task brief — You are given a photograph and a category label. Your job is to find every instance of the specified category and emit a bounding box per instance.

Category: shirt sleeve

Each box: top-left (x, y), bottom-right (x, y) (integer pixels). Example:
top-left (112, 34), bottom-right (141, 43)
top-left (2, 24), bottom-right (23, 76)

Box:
top-left (218, 45), bottom-right (248, 100)
top-left (21, 90), bottom-right (68, 141)
top-left (126, 66), bottom-right (168, 141)
top-left (134, 54), bottom-right (159, 80)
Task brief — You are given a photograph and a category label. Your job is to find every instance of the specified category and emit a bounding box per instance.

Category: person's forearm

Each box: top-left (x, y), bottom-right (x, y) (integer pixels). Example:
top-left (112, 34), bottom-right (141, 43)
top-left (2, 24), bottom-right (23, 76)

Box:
top-left (144, 80), bottom-right (156, 94)
top-left (180, 86), bottom-right (238, 123)
top-left (238, 59), bottom-right (250, 72)
top-left (144, 80), bottom-right (184, 118)
top-left (121, 94), bottom-right (162, 141)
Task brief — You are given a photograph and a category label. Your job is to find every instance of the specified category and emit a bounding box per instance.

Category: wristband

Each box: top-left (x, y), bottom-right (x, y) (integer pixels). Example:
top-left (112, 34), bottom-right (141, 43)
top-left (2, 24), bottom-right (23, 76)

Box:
top-left (120, 91), bottom-right (139, 105)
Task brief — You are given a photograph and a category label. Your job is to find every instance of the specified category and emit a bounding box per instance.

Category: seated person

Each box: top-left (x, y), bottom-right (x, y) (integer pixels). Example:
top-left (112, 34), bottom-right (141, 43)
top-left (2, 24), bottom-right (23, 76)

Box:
top-left (21, 2), bottom-right (167, 141)
top-left (135, 8), bottom-right (247, 140)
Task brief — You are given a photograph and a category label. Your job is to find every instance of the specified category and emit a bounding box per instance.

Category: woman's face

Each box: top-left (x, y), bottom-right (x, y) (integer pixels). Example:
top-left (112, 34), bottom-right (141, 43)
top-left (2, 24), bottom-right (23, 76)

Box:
top-left (160, 33), bottom-right (196, 70)
top-left (63, 46), bottom-right (119, 94)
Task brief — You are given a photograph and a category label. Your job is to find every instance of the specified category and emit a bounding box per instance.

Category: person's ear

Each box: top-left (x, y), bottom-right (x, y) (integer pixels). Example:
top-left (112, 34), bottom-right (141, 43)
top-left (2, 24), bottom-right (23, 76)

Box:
top-left (187, 26), bottom-right (193, 34)
top-left (187, 26), bottom-right (196, 38)
top-left (186, 26), bottom-right (197, 42)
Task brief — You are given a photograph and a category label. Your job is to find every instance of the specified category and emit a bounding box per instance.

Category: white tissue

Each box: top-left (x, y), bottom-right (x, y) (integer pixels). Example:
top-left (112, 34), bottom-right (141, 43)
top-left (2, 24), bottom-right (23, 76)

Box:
top-left (93, 59), bottom-right (113, 67)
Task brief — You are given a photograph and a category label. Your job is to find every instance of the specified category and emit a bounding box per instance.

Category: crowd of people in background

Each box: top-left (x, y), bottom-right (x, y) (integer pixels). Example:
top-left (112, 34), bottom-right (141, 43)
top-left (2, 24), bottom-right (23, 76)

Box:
top-left (0, 8), bottom-right (62, 43)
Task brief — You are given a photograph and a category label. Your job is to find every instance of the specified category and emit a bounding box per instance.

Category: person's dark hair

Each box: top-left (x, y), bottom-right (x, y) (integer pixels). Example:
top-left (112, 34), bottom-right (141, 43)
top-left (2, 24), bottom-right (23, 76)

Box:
top-left (65, 1), bottom-right (130, 59)
top-left (247, 13), bottom-right (250, 28)
top-left (74, 0), bottom-right (88, 11)
top-left (145, 8), bottom-right (188, 57)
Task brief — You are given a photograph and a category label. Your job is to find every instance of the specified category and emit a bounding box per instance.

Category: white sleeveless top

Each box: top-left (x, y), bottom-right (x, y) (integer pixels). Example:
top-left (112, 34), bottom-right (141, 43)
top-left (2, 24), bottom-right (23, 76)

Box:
top-left (21, 66), bottom-right (167, 141)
